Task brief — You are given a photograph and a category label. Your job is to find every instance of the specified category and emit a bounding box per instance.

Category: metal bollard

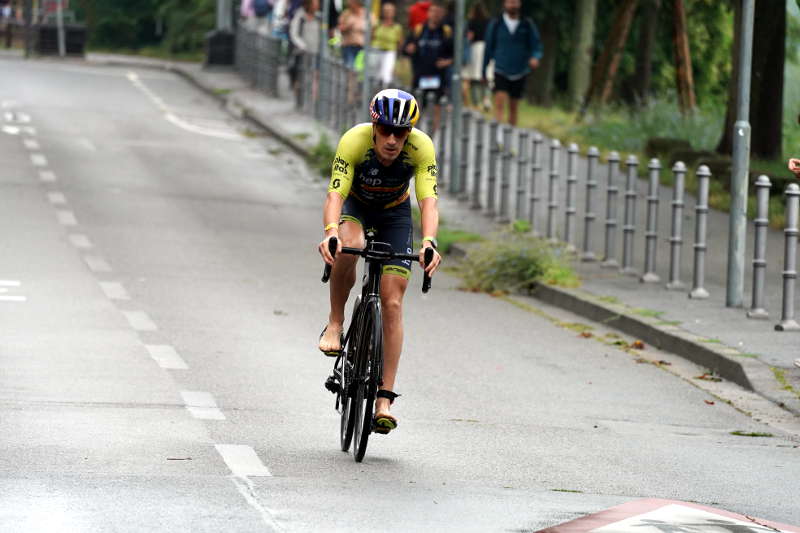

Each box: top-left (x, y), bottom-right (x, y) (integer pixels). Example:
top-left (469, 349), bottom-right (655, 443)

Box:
top-left (529, 133), bottom-right (544, 236)
top-left (775, 184), bottom-right (800, 331)
top-left (640, 159), bottom-right (661, 282)
top-left (471, 117), bottom-right (485, 209)
top-left (486, 121), bottom-right (499, 217)
top-left (515, 130), bottom-right (530, 221)
top-left (689, 165), bottom-right (711, 299)
top-left (581, 147), bottom-right (600, 261)
top-left (564, 143), bottom-right (579, 252)
top-left (620, 155), bottom-right (639, 275)
top-left (546, 139), bottom-right (562, 243)
top-left (748, 175), bottom-right (771, 318)
top-left (601, 151), bottom-right (620, 267)
top-left (498, 125), bottom-right (513, 223)
top-left (438, 101), bottom-right (450, 190)
top-left (666, 161), bottom-right (687, 290)
top-left (457, 111), bottom-right (471, 199)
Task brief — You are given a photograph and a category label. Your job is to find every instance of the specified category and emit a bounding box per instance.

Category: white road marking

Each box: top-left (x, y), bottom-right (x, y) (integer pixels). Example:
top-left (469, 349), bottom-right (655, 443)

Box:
top-left (145, 344), bottom-right (188, 370)
top-left (1, 125), bottom-right (20, 135)
top-left (47, 192), bottom-right (67, 205)
top-left (0, 280), bottom-right (21, 287)
top-left (68, 234), bottom-right (93, 249)
top-left (30, 153), bottom-right (47, 166)
top-left (230, 477), bottom-right (284, 531)
top-left (24, 126), bottom-right (36, 136)
top-left (98, 281), bottom-right (130, 301)
top-left (84, 255), bottom-right (112, 273)
top-left (180, 391), bottom-right (226, 420)
top-left (122, 311), bottom-right (158, 331)
top-left (56, 210), bottom-right (77, 226)
top-left (23, 138), bottom-right (40, 150)
top-left (214, 445), bottom-right (271, 477)
top-left (0, 295), bottom-right (26, 302)
top-left (39, 170), bottom-right (56, 183)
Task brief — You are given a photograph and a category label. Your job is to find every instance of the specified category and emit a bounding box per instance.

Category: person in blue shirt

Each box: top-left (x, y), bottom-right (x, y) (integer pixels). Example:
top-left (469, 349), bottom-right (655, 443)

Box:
top-left (481, 0), bottom-right (542, 126)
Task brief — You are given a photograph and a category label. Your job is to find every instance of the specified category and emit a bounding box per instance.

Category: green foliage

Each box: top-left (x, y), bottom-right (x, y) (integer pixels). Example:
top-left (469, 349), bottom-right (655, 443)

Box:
top-left (310, 135), bottom-right (336, 177)
top-left (157, 0), bottom-right (216, 54)
top-left (456, 228), bottom-right (579, 293)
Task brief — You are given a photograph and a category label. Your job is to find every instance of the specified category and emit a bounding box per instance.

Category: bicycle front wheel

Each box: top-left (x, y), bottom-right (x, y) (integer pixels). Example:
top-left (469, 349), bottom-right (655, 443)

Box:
top-left (353, 299), bottom-right (382, 463)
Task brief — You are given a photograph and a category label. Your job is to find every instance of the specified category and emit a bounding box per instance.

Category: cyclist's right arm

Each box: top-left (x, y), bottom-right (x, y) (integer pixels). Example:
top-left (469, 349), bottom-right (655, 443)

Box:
top-left (320, 127), bottom-right (363, 264)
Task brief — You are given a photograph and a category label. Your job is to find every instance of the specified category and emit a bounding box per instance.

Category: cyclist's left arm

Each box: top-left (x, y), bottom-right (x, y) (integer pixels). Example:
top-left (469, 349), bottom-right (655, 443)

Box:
top-left (412, 132), bottom-right (442, 275)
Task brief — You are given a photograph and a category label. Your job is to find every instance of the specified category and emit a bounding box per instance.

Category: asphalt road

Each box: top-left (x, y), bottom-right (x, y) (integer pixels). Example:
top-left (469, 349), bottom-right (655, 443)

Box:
top-left (0, 58), bottom-right (798, 532)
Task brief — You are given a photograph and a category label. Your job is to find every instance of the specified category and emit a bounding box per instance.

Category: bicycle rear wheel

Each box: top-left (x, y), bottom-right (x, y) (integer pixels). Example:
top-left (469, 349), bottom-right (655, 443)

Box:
top-left (353, 299), bottom-right (382, 462)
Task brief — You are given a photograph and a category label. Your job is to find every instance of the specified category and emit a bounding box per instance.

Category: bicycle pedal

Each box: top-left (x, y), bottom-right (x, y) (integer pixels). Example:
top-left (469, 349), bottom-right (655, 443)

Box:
top-left (324, 376), bottom-right (341, 395)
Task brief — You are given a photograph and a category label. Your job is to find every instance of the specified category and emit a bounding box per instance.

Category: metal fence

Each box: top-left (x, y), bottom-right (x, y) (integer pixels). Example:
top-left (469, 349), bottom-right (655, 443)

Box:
top-left (235, 28), bottom-right (800, 331)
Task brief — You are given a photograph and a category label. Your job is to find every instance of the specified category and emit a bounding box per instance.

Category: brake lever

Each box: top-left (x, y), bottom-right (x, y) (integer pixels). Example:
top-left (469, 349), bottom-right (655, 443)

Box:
top-left (422, 247), bottom-right (434, 293)
top-left (321, 236), bottom-right (338, 283)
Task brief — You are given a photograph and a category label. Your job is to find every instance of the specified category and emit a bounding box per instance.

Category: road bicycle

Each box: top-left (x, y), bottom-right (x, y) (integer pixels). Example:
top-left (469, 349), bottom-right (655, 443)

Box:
top-left (321, 233), bottom-right (433, 462)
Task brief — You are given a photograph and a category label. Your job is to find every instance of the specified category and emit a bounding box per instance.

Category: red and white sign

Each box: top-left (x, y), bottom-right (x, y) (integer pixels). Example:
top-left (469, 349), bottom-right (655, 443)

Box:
top-left (42, 0), bottom-right (70, 14)
top-left (537, 499), bottom-right (800, 533)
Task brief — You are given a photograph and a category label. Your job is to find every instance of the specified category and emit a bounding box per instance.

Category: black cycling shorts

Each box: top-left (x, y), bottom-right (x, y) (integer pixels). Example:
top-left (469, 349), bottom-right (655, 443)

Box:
top-left (493, 73), bottom-right (528, 100)
top-left (340, 196), bottom-right (414, 279)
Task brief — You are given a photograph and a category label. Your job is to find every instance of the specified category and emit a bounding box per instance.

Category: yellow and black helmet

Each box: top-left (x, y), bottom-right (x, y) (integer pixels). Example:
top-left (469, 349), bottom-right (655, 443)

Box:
top-left (369, 89), bottom-right (420, 129)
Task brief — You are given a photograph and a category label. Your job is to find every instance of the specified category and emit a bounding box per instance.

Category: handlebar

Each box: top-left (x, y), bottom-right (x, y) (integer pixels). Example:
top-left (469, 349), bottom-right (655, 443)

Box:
top-left (321, 236), bottom-right (435, 292)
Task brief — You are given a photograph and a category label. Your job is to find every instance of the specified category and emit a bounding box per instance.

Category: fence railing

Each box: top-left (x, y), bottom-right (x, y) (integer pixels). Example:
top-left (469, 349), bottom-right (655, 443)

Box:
top-left (235, 27), bottom-right (800, 332)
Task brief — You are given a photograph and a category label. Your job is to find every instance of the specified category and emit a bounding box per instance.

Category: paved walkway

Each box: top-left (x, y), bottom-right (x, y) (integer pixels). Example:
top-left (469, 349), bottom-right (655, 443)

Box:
top-left (69, 51), bottom-right (799, 415)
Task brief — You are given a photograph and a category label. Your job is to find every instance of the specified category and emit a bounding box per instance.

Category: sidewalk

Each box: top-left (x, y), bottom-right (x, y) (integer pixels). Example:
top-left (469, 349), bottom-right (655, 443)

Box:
top-left (73, 52), bottom-right (800, 416)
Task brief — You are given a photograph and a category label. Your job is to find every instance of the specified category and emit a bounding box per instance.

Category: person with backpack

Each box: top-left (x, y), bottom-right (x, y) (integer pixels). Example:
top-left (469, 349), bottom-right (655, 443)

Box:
top-left (482, 0), bottom-right (542, 126)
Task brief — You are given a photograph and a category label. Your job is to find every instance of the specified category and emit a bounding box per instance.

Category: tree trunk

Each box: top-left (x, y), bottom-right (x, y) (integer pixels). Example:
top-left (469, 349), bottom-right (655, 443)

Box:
top-left (581, 0), bottom-right (638, 111)
top-left (716, 1), bottom-right (740, 155)
top-left (673, 0), bottom-right (696, 114)
top-left (567, 0), bottom-right (597, 111)
top-left (528, 19), bottom-right (558, 106)
top-left (716, 0), bottom-right (785, 160)
top-left (633, 0), bottom-right (659, 105)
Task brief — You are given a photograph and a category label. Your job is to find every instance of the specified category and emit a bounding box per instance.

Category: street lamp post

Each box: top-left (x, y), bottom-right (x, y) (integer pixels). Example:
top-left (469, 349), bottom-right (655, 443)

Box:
top-left (726, 0), bottom-right (755, 307)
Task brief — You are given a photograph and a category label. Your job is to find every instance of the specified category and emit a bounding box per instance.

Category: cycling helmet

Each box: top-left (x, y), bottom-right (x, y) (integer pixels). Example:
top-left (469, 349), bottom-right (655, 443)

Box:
top-left (369, 89), bottom-right (420, 129)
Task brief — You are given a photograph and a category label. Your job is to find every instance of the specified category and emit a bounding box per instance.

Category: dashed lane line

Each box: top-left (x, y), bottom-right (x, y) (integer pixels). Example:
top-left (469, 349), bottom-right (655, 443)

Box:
top-left (98, 281), bottom-right (130, 301)
top-left (23, 138), bottom-right (40, 150)
top-left (30, 153), bottom-right (47, 166)
top-left (214, 445), bottom-right (272, 477)
top-left (47, 192), bottom-right (67, 205)
top-left (180, 391), bottom-right (226, 420)
top-left (83, 255), bottom-right (112, 273)
top-left (0, 280), bottom-right (21, 287)
top-left (0, 295), bottom-right (26, 302)
top-left (40, 170), bottom-right (56, 183)
top-left (145, 344), bottom-right (188, 370)
top-left (56, 210), bottom-right (77, 226)
top-left (122, 310), bottom-right (158, 332)
top-left (68, 234), bottom-right (93, 249)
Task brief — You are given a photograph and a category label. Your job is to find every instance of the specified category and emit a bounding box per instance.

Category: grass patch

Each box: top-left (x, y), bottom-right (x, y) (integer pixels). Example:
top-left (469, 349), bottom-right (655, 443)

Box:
top-left (730, 430), bottom-right (774, 438)
top-left (292, 132), bottom-right (311, 141)
top-left (551, 488), bottom-right (584, 493)
top-left (87, 45), bottom-right (204, 63)
top-left (656, 320), bottom-right (682, 326)
top-left (557, 322), bottom-right (594, 333)
top-left (455, 227), bottom-right (579, 293)
top-left (772, 367), bottom-right (800, 398)
top-left (736, 353), bottom-right (759, 358)
top-left (213, 88), bottom-right (232, 96)
top-left (437, 227), bottom-right (483, 254)
top-left (633, 308), bottom-right (664, 319)
top-left (701, 338), bottom-right (723, 344)
top-left (597, 295), bottom-right (621, 305)
top-left (309, 134), bottom-right (336, 177)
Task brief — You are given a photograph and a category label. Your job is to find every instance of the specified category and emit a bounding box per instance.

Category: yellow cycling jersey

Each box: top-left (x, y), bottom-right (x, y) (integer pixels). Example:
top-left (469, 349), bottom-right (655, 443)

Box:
top-left (327, 123), bottom-right (438, 208)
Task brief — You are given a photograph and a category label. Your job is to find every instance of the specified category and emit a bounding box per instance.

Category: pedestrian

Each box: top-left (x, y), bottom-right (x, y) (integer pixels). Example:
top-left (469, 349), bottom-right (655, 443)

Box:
top-left (289, 0), bottom-right (322, 105)
top-left (482, 0), bottom-right (542, 126)
top-left (371, 1), bottom-right (403, 86)
top-left (403, 0), bottom-right (453, 133)
top-left (462, 0), bottom-right (490, 109)
top-left (407, 0), bottom-right (431, 31)
top-left (338, 0), bottom-right (370, 69)
top-left (0, 0), bottom-right (12, 49)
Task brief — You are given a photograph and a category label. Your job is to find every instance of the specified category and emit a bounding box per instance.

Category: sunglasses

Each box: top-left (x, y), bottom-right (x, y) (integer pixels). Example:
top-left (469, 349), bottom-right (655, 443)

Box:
top-left (376, 124), bottom-right (411, 138)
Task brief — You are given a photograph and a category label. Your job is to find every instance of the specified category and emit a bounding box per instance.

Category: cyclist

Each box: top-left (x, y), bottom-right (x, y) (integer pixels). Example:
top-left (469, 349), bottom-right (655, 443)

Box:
top-left (318, 88), bottom-right (442, 434)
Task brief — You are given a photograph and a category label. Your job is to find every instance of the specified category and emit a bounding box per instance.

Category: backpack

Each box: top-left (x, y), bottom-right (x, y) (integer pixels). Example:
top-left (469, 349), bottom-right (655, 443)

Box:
top-left (254, 0), bottom-right (272, 18)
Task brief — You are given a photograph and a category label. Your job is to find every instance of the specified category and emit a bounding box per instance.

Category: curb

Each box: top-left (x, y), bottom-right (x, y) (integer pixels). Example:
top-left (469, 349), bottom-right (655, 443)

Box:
top-left (84, 54), bottom-right (800, 417)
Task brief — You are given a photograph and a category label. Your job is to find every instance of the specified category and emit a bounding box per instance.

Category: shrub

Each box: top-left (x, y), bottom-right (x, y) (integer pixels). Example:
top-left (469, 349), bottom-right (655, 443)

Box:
top-left (456, 227), bottom-right (579, 293)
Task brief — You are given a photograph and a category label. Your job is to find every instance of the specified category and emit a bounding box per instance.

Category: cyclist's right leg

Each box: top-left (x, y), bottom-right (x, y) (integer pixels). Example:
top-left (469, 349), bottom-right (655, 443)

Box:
top-left (319, 218), bottom-right (365, 353)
